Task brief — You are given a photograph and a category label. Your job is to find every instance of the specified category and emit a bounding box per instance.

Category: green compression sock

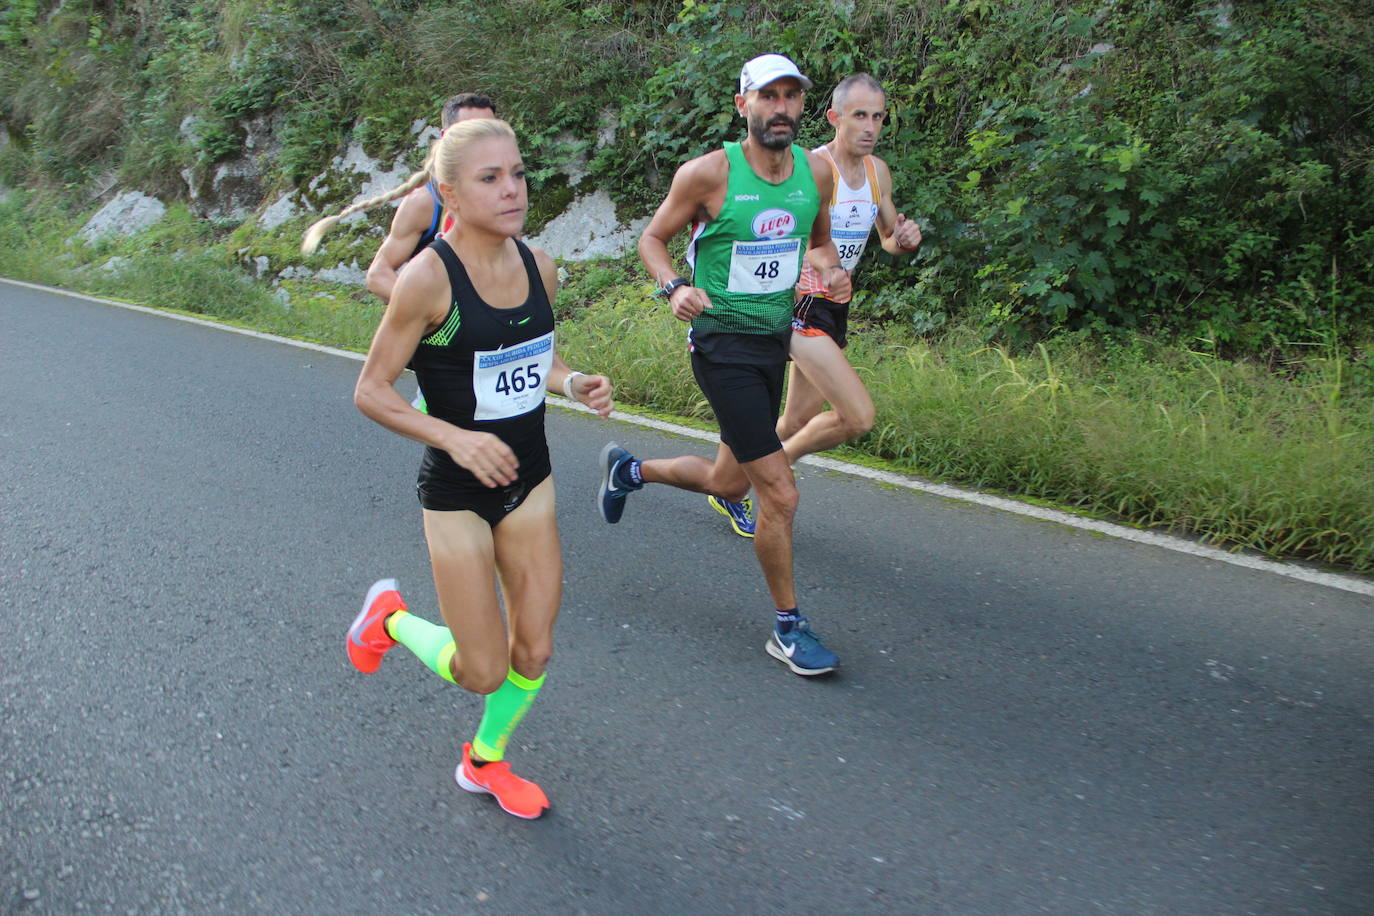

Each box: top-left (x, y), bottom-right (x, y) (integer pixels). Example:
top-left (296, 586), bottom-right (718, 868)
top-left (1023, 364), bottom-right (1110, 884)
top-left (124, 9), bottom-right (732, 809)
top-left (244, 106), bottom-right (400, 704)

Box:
top-left (384, 610), bottom-right (457, 684)
top-left (472, 668), bottom-right (545, 762)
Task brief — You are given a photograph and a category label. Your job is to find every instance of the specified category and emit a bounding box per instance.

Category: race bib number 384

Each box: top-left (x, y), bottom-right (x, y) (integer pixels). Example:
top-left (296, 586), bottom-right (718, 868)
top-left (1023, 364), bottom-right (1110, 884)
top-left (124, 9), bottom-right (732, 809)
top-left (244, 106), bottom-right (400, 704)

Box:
top-left (472, 331), bottom-right (554, 421)
top-left (727, 238), bottom-right (801, 295)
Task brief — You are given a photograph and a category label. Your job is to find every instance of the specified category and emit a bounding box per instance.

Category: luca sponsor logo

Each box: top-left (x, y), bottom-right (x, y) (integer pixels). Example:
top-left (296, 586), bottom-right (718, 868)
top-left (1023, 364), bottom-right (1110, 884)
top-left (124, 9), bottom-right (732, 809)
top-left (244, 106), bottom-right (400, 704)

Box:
top-left (752, 208), bottom-right (796, 239)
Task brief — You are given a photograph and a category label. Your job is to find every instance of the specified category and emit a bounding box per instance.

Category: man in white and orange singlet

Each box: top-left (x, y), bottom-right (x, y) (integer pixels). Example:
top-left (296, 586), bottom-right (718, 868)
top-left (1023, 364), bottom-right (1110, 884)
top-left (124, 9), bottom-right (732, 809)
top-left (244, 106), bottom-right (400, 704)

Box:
top-left (783, 73), bottom-right (921, 456)
top-left (707, 74), bottom-right (922, 538)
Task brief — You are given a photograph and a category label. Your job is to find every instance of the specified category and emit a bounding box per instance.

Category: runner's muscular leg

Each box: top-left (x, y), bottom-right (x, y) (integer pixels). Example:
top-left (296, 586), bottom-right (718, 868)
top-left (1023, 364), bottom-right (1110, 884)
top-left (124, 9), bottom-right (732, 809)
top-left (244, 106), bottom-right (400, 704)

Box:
top-left (777, 357), bottom-right (827, 443)
top-left (739, 448), bottom-right (799, 609)
top-left (423, 508), bottom-right (512, 695)
top-left (639, 441), bottom-right (752, 502)
top-left (781, 331), bottom-right (875, 463)
top-left (492, 477), bottom-right (561, 682)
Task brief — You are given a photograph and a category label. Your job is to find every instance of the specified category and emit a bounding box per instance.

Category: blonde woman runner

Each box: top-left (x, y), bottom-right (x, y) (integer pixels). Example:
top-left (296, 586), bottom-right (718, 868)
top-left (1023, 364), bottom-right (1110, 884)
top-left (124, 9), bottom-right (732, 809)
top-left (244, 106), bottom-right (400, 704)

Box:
top-left (302, 93), bottom-right (497, 413)
top-left (339, 118), bottom-right (613, 819)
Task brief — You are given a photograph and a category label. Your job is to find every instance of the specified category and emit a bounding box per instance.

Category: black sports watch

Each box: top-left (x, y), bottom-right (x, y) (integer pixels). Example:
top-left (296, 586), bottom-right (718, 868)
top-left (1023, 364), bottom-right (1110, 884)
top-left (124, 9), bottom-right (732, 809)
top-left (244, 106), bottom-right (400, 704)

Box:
top-left (659, 277), bottom-right (690, 298)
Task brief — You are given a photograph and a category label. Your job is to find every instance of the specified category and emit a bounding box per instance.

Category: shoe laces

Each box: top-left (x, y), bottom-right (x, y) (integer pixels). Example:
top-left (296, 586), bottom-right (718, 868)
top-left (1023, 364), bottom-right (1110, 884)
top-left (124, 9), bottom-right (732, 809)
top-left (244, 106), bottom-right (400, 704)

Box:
top-left (788, 619), bottom-right (825, 647)
top-left (480, 760), bottom-right (543, 800)
top-left (719, 496), bottom-right (752, 522)
top-left (470, 758), bottom-right (520, 790)
top-left (610, 454), bottom-right (642, 491)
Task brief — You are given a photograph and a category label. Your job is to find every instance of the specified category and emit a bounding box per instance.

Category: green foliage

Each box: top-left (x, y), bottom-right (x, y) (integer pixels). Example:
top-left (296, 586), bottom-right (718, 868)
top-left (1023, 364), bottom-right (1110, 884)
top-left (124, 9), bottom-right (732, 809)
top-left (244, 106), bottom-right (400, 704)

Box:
top-left (608, 0), bottom-right (785, 204)
top-left (406, 1), bottom-right (661, 202)
top-left (0, 0), bottom-right (40, 46)
top-left (4, 1), bottom-right (1365, 356)
top-left (0, 188), bottom-right (71, 283)
top-left (556, 282), bottom-right (714, 421)
top-left (554, 253), bottom-right (644, 319)
top-left (87, 250), bottom-right (276, 321)
top-left (277, 99), bottom-right (350, 186)
top-left (195, 120), bottom-right (244, 162)
top-left (886, 0), bottom-right (1374, 350)
top-left (858, 324), bottom-right (1374, 571)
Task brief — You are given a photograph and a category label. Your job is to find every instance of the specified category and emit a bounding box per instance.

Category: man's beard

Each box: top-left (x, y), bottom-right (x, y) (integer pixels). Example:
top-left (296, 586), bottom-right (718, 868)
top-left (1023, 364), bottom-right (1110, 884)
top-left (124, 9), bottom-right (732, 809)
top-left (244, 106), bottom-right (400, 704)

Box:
top-left (749, 113), bottom-right (798, 150)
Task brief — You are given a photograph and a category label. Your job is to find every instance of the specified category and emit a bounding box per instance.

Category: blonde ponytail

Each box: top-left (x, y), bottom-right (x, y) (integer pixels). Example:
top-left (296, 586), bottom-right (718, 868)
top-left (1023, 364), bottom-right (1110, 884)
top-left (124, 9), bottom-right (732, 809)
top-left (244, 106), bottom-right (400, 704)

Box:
top-left (300, 119), bottom-right (518, 255)
top-left (300, 150), bottom-right (437, 255)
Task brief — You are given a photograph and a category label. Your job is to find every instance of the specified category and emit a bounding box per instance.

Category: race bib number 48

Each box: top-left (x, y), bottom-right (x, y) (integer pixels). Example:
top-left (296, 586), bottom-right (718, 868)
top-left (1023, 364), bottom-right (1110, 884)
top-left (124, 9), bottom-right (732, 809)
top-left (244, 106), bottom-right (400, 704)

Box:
top-left (472, 331), bottom-right (554, 421)
top-left (727, 238), bottom-right (801, 295)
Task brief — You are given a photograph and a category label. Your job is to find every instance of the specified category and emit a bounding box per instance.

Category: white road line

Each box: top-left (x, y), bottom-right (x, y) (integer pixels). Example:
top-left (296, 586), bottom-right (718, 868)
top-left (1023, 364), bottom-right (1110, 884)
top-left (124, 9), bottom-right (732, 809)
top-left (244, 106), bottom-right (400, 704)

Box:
top-left (7, 276), bottom-right (1371, 598)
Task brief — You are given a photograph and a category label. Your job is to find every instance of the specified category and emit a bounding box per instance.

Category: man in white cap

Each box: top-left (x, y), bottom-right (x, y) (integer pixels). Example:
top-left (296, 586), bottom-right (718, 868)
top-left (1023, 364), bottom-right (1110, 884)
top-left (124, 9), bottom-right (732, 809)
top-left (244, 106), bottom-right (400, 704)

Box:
top-left (596, 53), bottom-right (852, 676)
top-left (709, 74), bottom-right (923, 535)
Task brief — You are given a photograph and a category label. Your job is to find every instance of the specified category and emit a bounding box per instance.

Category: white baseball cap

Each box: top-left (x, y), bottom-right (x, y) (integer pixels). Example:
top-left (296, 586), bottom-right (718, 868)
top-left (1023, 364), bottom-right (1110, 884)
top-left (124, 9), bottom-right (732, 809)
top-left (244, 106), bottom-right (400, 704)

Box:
top-left (738, 54), bottom-right (813, 94)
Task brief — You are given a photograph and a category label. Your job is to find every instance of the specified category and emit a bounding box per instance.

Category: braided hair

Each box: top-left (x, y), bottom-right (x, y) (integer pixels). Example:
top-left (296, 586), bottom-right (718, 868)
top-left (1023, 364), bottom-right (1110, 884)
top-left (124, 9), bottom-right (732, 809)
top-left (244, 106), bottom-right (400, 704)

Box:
top-left (300, 118), bottom-right (517, 255)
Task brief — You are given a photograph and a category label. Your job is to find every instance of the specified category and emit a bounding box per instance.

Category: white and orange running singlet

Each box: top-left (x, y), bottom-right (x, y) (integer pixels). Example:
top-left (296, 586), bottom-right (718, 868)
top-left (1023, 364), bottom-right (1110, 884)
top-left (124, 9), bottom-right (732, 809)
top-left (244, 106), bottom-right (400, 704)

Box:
top-left (796, 146), bottom-right (880, 303)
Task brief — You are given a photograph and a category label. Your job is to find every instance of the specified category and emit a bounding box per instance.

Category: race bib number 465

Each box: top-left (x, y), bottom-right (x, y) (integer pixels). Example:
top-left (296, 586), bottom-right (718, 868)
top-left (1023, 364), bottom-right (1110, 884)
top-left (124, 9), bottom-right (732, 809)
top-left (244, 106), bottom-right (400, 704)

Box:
top-left (472, 331), bottom-right (554, 421)
top-left (727, 238), bottom-right (801, 295)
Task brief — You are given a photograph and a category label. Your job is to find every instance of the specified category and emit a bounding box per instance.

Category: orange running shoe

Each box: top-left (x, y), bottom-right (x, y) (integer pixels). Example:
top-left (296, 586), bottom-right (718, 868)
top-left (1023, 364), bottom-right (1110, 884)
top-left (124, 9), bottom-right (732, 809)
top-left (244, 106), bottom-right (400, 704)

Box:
top-left (346, 578), bottom-right (404, 673)
top-left (454, 742), bottom-right (550, 819)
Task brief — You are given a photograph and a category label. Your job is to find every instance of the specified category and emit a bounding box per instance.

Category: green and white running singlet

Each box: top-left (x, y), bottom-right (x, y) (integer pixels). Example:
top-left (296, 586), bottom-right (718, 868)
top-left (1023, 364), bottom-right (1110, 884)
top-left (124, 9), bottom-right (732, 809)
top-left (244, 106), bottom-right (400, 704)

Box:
top-left (686, 142), bottom-right (820, 346)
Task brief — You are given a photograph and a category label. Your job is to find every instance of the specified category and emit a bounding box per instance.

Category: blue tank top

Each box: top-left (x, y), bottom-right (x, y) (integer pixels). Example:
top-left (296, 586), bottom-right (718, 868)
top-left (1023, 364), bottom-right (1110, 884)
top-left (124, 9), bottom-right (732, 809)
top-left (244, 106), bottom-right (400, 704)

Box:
top-left (408, 183), bottom-right (444, 262)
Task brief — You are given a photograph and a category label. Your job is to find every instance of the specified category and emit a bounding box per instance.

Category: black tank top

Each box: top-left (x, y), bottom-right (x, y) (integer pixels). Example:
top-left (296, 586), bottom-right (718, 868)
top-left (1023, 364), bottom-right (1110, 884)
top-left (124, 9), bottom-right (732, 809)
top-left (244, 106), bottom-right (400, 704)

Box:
top-left (411, 238), bottom-right (555, 487)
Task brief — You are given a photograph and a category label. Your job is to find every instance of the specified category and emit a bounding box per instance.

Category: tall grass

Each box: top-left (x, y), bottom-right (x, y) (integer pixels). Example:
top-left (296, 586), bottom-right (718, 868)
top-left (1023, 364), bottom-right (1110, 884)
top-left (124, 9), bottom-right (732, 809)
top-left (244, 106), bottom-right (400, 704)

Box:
top-left (551, 273), bottom-right (1374, 573)
top-left (555, 282), bottom-right (715, 423)
top-left (858, 326), bottom-right (1374, 572)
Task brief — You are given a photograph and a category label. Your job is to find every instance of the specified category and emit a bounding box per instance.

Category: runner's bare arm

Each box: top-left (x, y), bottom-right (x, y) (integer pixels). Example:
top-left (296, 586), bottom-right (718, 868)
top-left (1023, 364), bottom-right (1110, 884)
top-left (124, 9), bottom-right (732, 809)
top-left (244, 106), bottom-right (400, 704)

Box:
top-left (365, 188), bottom-right (437, 304)
top-left (531, 246), bottom-right (613, 417)
top-left (639, 152), bottom-right (727, 321)
top-left (872, 157), bottom-right (922, 255)
top-left (355, 250), bottom-right (518, 487)
top-left (803, 150), bottom-right (851, 302)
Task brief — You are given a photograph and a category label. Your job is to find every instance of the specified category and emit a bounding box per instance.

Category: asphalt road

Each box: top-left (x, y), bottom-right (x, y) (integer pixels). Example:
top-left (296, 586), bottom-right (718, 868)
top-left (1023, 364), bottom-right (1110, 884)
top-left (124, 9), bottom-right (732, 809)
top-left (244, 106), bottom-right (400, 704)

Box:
top-left (3, 281), bottom-right (1372, 915)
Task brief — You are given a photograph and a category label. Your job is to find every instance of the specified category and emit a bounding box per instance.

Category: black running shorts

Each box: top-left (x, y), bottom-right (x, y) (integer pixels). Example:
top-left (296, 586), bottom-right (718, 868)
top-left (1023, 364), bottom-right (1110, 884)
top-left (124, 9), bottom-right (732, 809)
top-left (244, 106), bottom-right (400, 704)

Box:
top-left (690, 350), bottom-right (786, 464)
top-left (792, 295), bottom-right (850, 349)
top-left (417, 446), bottom-right (551, 526)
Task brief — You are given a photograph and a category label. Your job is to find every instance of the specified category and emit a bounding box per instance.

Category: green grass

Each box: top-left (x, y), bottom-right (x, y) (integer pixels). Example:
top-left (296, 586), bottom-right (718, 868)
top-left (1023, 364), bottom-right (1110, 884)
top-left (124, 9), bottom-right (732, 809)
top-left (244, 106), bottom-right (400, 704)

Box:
top-left (3, 194), bottom-right (1372, 574)
top-left (855, 328), bottom-right (1374, 571)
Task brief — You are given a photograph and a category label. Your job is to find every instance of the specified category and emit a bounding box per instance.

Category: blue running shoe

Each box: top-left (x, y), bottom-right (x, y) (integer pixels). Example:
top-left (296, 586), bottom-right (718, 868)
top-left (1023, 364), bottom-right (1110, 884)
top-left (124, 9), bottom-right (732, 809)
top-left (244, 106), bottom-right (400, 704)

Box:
top-left (766, 616), bottom-right (839, 675)
top-left (598, 441), bottom-right (640, 524)
top-left (707, 495), bottom-right (755, 538)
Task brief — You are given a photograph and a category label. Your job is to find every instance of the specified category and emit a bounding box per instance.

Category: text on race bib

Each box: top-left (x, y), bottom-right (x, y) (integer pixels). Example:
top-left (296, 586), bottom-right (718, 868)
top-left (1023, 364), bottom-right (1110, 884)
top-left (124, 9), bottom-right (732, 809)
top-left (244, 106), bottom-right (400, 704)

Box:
top-left (472, 331), bottom-right (554, 421)
top-left (831, 200), bottom-right (879, 271)
top-left (727, 238), bottom-right (801, 295)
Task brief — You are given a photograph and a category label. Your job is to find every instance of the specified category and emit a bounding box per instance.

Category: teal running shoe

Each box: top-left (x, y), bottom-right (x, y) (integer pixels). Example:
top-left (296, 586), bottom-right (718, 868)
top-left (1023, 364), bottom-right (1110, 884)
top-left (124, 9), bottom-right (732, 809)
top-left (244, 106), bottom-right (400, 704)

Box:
top-left (766, 616), bottom-right (838, 676)
top-left (597, 442), bottom-right (640, 524)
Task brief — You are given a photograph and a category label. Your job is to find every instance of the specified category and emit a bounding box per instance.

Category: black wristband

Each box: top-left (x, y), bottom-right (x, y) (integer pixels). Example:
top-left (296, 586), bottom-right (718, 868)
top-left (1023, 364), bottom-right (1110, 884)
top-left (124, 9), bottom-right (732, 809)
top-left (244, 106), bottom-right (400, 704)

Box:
top-left (659, 277), bottom-right (689, 298)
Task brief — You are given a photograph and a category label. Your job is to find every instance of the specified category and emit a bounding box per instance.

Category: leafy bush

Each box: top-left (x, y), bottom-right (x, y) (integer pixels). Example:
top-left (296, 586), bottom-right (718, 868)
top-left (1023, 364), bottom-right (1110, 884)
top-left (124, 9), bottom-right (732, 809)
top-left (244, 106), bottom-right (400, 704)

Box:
top-left (884, 0), bottom-right (1374, 350)
top-left (1, 0), bottom-right (1370, 356)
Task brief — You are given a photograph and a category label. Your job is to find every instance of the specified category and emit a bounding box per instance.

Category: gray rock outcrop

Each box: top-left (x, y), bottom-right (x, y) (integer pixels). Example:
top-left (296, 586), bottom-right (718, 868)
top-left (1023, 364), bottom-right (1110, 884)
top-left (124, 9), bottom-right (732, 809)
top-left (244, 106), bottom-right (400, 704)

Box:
top-left (80, 191), bottom-right (166, 243)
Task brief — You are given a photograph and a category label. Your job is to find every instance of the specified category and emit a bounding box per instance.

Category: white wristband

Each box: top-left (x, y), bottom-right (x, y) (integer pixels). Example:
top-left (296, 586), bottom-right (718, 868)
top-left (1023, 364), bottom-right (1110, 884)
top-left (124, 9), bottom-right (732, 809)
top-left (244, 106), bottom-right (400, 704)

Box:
top-left (562, 370), bottom-right (585, 401)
